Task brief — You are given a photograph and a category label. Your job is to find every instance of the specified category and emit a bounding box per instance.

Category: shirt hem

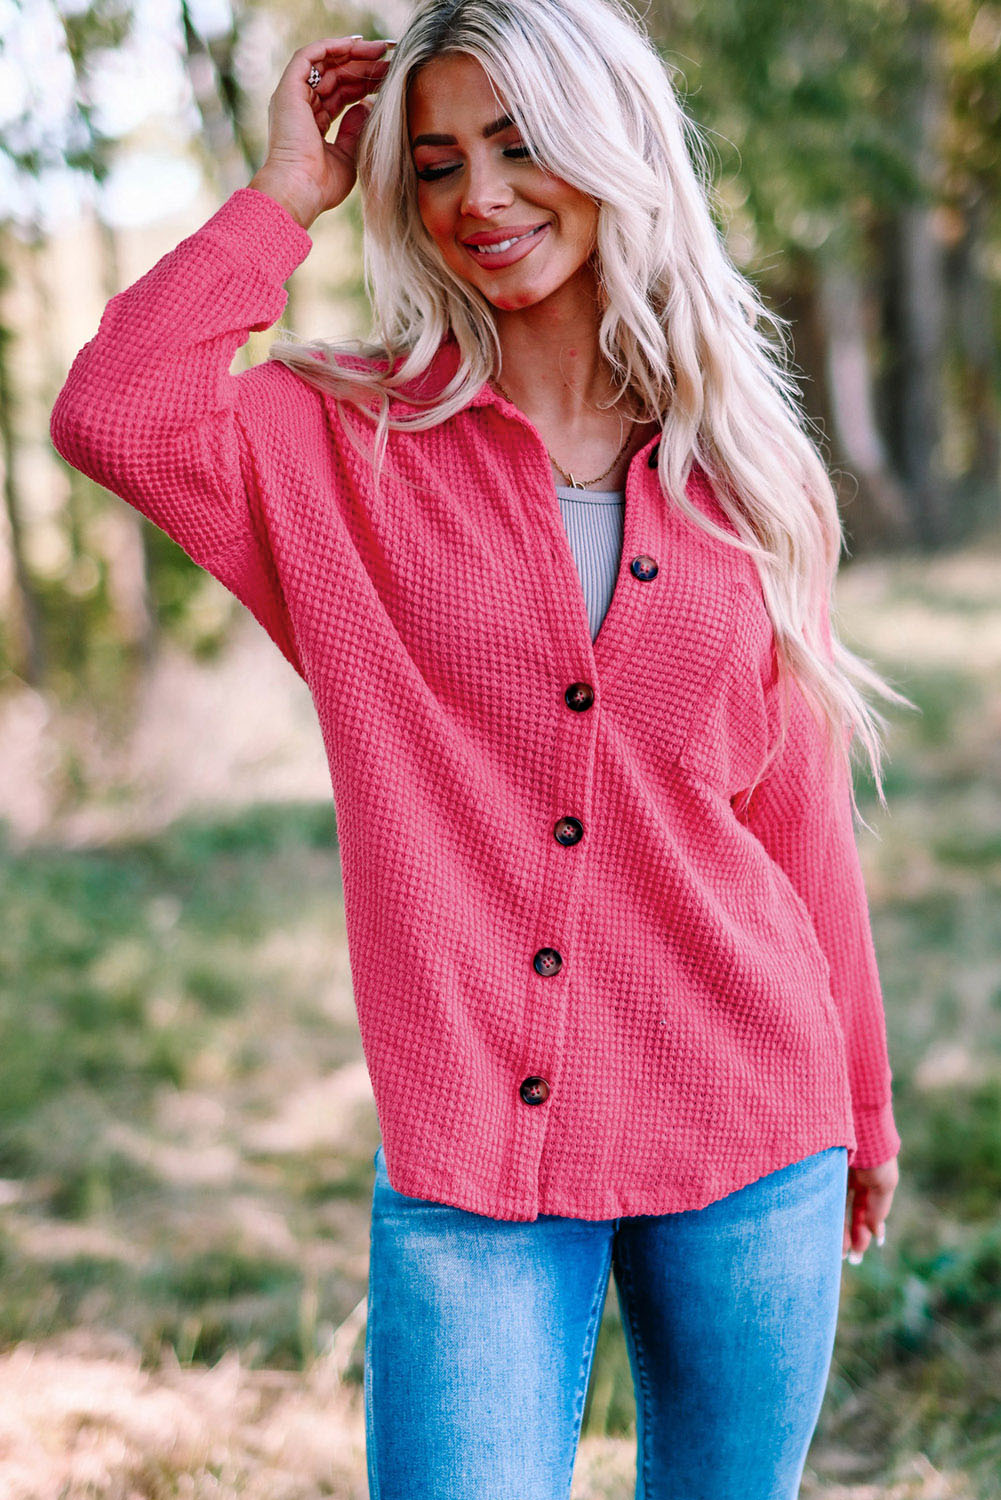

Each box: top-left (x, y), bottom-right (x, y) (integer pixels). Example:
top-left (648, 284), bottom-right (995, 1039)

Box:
top-left (378, 1127), bottom-right (857, 1222)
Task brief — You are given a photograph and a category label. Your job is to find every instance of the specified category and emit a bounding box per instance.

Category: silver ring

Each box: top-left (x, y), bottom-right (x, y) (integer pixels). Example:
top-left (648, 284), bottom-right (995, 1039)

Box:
top-left (307, 64), bottom-right (322, 89)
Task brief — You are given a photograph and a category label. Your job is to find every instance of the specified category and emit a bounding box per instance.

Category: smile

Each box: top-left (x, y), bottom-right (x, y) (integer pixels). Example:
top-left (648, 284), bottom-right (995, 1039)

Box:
top-left (462, 223), bottom-right (549, 267)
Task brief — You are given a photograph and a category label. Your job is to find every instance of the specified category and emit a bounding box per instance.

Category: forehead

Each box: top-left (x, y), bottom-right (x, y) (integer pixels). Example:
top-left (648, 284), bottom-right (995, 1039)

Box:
top-left (407, 53), bottom-right (510, 133)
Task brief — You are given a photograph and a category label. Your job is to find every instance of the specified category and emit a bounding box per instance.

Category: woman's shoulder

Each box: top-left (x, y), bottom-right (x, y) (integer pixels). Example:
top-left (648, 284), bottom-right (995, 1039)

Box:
top-left (310, 334), bottom-right (457, 376)
top-left (294, 336), bottom-right (469, 409)
top-left (241, 343), bottom-right (413, 416)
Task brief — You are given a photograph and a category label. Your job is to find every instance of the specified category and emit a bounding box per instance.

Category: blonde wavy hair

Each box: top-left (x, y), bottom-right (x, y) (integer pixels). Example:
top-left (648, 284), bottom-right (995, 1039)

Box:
top-left (268, 0), bottom-right (915, 822)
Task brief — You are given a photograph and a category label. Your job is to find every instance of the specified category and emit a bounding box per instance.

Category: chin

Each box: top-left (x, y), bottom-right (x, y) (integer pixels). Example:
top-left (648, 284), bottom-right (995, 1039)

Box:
top-left (467, 265), bottom-right (567, 306)
top-left (488, 288), bottom-right (545, 310)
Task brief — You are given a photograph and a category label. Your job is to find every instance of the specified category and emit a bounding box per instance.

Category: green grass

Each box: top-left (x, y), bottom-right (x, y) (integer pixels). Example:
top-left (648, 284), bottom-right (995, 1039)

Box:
top-left (0, 801), bottom-right (374, 1378)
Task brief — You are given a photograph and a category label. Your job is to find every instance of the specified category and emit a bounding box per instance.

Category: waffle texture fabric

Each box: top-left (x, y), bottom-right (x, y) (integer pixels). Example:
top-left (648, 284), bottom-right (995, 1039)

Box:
top-left (50, 186), bottom-right (902, 1221)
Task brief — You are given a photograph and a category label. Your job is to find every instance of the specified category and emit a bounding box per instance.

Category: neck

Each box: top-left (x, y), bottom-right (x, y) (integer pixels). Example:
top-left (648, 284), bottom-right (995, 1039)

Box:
top-left (491, 268), bottom-right (620, 423)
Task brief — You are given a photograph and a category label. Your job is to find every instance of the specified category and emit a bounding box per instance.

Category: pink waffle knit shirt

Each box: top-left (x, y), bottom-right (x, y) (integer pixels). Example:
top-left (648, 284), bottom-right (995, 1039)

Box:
top-left (50, 186), bottom-right (902, 1221)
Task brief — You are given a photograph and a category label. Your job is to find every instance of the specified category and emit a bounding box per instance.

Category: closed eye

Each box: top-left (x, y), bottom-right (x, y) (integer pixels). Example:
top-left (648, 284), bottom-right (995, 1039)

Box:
top-left (415, 145), bottom-right (533, 182)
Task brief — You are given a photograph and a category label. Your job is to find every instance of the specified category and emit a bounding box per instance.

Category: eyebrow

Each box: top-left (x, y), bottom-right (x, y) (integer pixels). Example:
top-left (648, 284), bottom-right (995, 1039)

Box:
top-left (410, 113), bottom-right (516, 148)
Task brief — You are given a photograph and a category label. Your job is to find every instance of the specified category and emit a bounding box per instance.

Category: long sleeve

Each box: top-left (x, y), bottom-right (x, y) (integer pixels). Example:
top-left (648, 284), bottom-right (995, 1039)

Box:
top-left (732, 630), bottom-right (902, 1171)
top-left (49, 187), bottom-right (314, 678)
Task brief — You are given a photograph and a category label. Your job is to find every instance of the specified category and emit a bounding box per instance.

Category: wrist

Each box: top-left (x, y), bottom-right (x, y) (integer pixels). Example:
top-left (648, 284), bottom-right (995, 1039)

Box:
top-left (247, 169), bottom-right (319, 231)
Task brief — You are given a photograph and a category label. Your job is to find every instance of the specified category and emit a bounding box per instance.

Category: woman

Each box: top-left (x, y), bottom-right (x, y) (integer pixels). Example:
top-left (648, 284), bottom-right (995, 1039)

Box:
top-left (51, 1), bottom-right (907, 1495)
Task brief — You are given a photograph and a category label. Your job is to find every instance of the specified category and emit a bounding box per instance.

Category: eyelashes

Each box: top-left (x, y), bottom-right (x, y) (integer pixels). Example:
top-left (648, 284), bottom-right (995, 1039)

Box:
top-left (415, 145), bottom-right (533, 183)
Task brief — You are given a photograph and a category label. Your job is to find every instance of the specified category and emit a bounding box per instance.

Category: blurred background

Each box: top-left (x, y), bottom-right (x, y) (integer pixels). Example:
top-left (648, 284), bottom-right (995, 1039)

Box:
top-left (1, 0), bottom-right (1000, 1495)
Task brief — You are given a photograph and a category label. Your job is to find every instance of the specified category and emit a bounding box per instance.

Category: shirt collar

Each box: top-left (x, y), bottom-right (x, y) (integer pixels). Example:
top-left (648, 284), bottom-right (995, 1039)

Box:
top-left (386, 334), bottom-right (498, 410)
top-left (390, 334), bottom-right (666, 473)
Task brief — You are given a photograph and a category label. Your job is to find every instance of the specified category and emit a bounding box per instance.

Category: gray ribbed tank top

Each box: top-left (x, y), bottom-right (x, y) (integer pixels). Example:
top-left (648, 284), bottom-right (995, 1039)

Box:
top-left (554, 484), bottom-right (626, 644)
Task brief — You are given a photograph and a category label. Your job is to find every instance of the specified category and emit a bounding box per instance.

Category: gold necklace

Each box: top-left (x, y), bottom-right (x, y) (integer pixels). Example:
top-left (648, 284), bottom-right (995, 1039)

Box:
top-left (490, 375), bottom-right (636, 489)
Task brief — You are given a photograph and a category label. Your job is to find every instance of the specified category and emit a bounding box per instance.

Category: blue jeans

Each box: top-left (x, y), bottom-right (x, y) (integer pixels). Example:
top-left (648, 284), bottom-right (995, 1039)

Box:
top-left (364, 1142), bottom-right (848, 1500)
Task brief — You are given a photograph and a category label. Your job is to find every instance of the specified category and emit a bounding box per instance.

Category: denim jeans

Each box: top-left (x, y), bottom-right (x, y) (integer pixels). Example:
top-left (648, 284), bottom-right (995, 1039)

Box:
top-left (364, 1141), bottom-right (848, 1500)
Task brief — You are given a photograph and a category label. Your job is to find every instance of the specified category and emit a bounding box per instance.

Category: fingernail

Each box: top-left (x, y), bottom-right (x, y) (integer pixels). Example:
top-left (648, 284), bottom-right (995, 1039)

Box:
top-left (848, 1249), bottom-right (863, 1265)
top-left (876, 1226), bottom-right (886, 1247)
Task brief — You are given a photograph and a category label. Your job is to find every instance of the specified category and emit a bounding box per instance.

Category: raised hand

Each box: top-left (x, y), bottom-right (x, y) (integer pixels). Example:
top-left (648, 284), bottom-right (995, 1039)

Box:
top-left (249, 36), bottom-right (396, 229)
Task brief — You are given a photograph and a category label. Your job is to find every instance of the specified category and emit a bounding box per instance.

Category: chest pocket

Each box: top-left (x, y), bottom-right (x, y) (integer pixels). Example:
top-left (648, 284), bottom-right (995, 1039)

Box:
top-left (677, 581), bottom-right (777, 798)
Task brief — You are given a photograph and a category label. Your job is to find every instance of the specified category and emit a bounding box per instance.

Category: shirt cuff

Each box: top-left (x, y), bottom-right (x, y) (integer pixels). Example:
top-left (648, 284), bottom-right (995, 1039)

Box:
top-left (199, 185), bottom-right (314, 288)
top-left (848, 1098), bottom-right (901, 1170)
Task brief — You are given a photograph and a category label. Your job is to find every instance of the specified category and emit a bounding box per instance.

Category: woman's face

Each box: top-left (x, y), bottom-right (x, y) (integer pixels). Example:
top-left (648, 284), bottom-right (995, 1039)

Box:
top-left (406, 52), bottom-right (600, 314)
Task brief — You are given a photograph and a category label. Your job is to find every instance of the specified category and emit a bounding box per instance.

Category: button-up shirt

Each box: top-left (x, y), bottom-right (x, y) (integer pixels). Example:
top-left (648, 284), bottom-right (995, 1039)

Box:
top-left (50, 186), bottom-right (901, 1221)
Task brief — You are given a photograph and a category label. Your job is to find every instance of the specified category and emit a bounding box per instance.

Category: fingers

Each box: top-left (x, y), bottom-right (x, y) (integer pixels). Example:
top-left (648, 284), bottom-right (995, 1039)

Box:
top-left (310, 73), bottom-right (389, 144)
top-left (843, 1191), bottom-right (871, 1262)
top-left (294, 36), bottom-right (394, 144)
top-left (281, 38), bottom-right (394, 93)
top-left (304, 40), bottom-right (394, 128)
top-left (301, 37), bottom-right (397, 66)
top-left (842, 1178), bottom-right (894, 1262)
top-left (315, 59), bottom-right (392, 114)
top-left (302, 37), bottom-right (396, 91)
top-left (331, 101), bottom-right (372, 156)
top-left (308, 48), bottom-right (396, 84)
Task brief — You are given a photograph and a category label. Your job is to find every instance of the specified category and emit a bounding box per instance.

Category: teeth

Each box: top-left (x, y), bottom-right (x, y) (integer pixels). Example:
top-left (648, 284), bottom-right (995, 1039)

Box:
top-left (468, 227), bottom-right (540, 255)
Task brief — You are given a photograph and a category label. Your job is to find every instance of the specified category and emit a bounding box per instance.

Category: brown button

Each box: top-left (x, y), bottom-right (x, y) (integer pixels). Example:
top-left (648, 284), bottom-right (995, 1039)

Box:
top-left (630, 554), bottom-right (659, 581)
top-left (533, 948), bottom-right (562, 977)
top-left (554, 816), bottom-right (583, 846)
top-left (565, 682), bottom-right (594, 712)
top-left (520, 1076), bottom-right (550, 1105)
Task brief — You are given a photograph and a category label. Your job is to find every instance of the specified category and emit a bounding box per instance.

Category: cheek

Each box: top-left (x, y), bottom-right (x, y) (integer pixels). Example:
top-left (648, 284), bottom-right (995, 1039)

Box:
top-left (416, 194), bottom-right (454, 249)
top-left (568, 201), bottom-right (598, 246)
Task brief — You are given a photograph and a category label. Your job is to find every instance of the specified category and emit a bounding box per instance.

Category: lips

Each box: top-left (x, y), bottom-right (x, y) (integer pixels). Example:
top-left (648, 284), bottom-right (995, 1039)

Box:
top-left (461, 223), bottom-right (548, 247)
top-left (462, 224), bottom-right (548, 261)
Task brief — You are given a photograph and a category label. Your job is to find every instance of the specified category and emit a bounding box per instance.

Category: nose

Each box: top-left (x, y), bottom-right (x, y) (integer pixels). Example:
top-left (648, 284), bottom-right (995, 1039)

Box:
top-left (460, 153), bottom-right (515, 219)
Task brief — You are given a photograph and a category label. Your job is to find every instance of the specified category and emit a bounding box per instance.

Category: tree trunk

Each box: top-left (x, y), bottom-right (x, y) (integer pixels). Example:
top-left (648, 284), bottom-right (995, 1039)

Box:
top-left (0, 238), bottom-right (45, 686)
top-left (27, 235), bottom-right (90, 680)
top-left (92, 206), bottom-right (159, 670)
top-left (947, 188), bottom-right (1001, 507)
top-left (816, 251), bottom-right (913, 549)
top-left (181, 0), bottom-right (252, 197)
top-left (891, 10), bottom-right (951, 547)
